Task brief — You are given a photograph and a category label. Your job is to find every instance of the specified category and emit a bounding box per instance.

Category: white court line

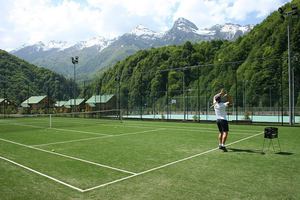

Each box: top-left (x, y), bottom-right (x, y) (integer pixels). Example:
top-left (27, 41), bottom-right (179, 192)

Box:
top-left (82, 131), bottom-right (263, 192)
top-left (32, 136), bottom-right (109, 147)
top-left (32, 128), bottom-right (165, 147)
top-left (0, 131), bottom-right (263, 193)
top-left (0, 137), bottom-right (136, 175)
top-left (6, 122), bottom-right (45, 129)
top-left (0, 156), bottom-right (84, 192)
top-left (50, 127), bottom-right (112, 136)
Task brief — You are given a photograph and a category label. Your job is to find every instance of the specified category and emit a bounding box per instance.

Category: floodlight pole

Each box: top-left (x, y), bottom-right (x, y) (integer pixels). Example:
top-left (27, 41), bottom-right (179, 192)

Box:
top-left (243, 80), bottom-right (248, 113)
top-left (140, 73), bottom-right (143, 120)
top-left (235, 70), bottom-right (238, 121)
top-left (100, 82), bottom-right (103, 113)
top-left (292, 59), bottom-right (296, 124)
top-left (197, 66), bottom-right (200, 122)
top-left (118, 77), bottom-right (121, 114)
top-left (115, 74), bottom-right (121, 119)
top-left (166, 75), bottom-right (169, 120)
top-left (279, 5), bottom-right (298, 125)
top-left (287, 21), bottom-right (293, 125)
top-left (71, 56), bottom-right (79, 112)
top-left (182, 69), bottom-right (186, 121)
top-left (281, 63), bottom-right (284, 125)
top-left (205, 86), bottom-right (208, 120)
top-left (27, 84), bottom-right (30, 114)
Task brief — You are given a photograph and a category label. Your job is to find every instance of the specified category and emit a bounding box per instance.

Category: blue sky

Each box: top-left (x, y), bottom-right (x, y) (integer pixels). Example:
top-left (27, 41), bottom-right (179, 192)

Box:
top-left (0, 0), bottom-right (291, 51)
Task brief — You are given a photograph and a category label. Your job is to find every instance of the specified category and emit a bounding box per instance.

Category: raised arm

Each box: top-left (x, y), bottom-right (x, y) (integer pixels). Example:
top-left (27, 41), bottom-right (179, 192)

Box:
top-left (225, 94), bottom-right (233, 106)
top-left (213, 89), bottom-right (226, 104)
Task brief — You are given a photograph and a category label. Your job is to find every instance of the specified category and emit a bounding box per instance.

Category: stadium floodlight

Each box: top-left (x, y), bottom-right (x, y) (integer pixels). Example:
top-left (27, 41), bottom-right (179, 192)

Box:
top-left (278, 5), bottom-right (298, 125)
top-left (72, 56), bottom-right (79, 64)
top-left (71, 56), bottom-right (79, 112)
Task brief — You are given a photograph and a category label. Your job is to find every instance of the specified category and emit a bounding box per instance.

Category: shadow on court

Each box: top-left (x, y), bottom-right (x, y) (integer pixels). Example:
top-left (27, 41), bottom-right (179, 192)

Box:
top-left (275, 152), bottom-right (293, 156)
top-left (227, 148), bottom-right (293, 156)
top-left (227, 148), bottom-right (262, 154)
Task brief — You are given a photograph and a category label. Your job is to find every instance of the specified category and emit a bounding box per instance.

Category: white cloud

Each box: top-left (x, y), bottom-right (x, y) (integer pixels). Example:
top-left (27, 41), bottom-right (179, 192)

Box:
top-left (226, 0), bottom-right (286, 20)
top-left (173, 0), bottom-right (290, 28)
top-left (173, 0), bottom-right (229, 28)
top-left (0, 0), bottom-right (291, 51)
top-left (7, 0), bottom-right (103, 43)
top-left (86, 0), bottom-right (179, 32)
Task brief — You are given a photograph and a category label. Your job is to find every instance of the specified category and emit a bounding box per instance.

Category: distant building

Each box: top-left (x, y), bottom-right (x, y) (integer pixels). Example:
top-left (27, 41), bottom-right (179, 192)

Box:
top-left (20, 95), bottom-right (54, 114)
top-left (85, 94), bottom-right (116, 111)
top-left (54, 101), bottom-right (67, 113)
top-left (64, 98), bottom-right (86, 112)
top-left (0, 98), bottom-right (17, 115)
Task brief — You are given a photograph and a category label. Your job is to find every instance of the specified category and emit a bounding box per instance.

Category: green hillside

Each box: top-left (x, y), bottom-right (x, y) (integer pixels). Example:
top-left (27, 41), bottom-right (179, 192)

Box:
top-left (88, 0), bottom-right (300, 111)
top-left (0, 50), bottom-right (78, 105)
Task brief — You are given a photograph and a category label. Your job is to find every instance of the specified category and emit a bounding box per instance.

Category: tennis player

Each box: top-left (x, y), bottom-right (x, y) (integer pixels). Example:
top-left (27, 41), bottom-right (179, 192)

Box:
top-left (213, 89), bottom-right (232, 152)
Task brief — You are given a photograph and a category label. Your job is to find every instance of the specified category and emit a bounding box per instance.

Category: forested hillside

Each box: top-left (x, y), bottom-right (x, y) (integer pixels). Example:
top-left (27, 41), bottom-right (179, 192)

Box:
top-left (86, 0), bottom-right (300, 111)
top-left (0, 50), bottom-right (78, 105)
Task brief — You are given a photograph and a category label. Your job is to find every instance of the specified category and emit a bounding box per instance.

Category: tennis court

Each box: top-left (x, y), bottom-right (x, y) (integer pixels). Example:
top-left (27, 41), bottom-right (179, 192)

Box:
top-left (0, 114), bottom-right (300, 199)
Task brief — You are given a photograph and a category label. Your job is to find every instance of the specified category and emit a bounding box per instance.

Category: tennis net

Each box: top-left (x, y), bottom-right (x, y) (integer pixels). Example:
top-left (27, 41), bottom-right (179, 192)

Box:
top-left (0, 109), bottom-right (122, 129)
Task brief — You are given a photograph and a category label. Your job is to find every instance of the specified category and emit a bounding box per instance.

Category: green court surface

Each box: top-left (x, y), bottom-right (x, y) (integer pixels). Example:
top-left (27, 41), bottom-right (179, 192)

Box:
top-left (0, 117), bottom-right (299, 200)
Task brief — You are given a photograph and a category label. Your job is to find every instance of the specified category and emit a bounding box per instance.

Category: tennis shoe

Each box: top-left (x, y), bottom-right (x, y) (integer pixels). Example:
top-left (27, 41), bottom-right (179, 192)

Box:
top-left (221, 146), bottom-right (228, 152)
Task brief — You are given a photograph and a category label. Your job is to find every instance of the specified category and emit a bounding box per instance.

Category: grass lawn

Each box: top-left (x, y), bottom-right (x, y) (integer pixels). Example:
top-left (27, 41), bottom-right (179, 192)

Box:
top-left (0, 117), bottom-right (299, 200)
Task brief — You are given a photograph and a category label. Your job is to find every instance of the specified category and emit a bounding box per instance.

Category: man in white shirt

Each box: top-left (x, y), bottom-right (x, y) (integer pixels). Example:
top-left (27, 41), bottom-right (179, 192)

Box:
top-left (213, 89), bottom-right (232, 152)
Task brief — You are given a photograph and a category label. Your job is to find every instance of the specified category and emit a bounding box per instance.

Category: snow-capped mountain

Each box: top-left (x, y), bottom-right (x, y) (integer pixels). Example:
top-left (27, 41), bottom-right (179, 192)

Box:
top-left (11, 18), bottom-right (253, 79)
top-left (11, 41), bottom-right (73, 53)
top-left (173, 17), bottom-right (198, 33)
top-left (74, 36), bottom-right (115, 51)
top-left (202, 23), bottom-right (254, 40)
top-left (45, 40), bottom-right (73, 51)
top-left (163, 18), bottom-right (205, 44)
top-left (130, 25), bottom-right (163, 39)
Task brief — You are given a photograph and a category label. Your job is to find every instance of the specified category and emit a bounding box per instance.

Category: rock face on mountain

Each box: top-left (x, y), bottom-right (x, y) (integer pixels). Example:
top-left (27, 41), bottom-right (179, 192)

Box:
top-left (11, 18), bottom-right (253, 79)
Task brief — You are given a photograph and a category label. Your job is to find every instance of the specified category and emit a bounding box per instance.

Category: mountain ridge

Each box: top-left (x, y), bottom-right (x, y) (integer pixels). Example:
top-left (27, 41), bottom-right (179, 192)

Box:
top-left (11, 18), bottom-right (253, 79)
